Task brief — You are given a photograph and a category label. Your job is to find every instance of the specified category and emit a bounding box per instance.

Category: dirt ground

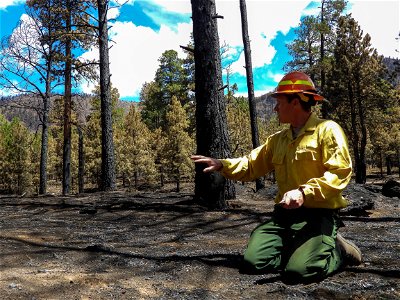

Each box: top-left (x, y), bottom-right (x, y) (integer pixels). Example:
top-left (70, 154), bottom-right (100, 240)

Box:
top-left (0, 181), bottom-right (399, 300)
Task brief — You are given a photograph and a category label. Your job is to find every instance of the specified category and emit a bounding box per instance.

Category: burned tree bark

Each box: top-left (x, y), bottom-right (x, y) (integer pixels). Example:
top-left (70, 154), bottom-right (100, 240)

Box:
top-left (97, 0), bottom-right (116, 191)
top-left (191, 0), bottom-right (235, 209)
top-left (63, 0), bottom-right (72, 195)
top-left (239, 0), bottom-right (264, 191)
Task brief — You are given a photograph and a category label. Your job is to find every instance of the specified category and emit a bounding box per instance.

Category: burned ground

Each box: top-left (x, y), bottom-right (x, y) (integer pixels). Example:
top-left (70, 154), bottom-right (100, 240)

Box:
top-left (0, 181), bottom-right (399, 299)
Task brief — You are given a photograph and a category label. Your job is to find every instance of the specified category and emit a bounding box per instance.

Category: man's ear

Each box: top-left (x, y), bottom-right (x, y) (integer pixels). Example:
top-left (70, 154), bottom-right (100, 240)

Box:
top-left (292, 97), bottom-right (300, 106)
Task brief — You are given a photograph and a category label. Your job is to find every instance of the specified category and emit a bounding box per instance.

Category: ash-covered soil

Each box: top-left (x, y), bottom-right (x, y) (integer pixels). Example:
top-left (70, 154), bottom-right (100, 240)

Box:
top-left (0, 182), bottom-right (399, 300)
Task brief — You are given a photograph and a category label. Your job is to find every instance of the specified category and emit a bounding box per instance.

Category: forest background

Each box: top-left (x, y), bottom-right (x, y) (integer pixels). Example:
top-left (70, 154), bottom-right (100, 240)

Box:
top-left (0, 0), bottom-right (399, 208)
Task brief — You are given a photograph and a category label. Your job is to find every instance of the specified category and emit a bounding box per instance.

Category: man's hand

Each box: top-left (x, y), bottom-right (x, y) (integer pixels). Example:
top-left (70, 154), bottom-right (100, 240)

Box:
top-left (191, 155), bottom-right (223, 173)
top-left (279, 188), bottom-right (304, 209)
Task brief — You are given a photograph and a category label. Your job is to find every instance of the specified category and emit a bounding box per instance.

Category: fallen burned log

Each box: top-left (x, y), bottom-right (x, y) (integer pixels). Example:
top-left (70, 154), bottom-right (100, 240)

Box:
top-left (382, 179), bottom-right (400, 198)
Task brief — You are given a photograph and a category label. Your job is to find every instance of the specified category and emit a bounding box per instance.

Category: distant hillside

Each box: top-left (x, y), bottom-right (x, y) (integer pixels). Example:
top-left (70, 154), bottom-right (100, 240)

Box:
top-left (0, 94), bottom-right (137, 131)
top-left (255, 93), bottom-right (275, 122)
top-left (2, 56), bottom-right (396, 132)
top-left (382, 57), bottom-right (400, 86)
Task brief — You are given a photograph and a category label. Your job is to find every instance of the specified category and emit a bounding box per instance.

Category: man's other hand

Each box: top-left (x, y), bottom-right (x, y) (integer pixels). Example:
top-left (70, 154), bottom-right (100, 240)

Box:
top-left (191, 155), bottom-right (223, 173)
top-left (279, 189), bottom-right (304, 209)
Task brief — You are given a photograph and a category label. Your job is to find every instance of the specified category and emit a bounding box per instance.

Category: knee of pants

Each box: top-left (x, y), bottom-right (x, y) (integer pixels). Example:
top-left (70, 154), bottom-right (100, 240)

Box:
top-left (283, 261), bottom-right (327, 282)
top-left (283, 238), bottom-right (337, 280)
top-left (243, 245), bottom-right (281, 272)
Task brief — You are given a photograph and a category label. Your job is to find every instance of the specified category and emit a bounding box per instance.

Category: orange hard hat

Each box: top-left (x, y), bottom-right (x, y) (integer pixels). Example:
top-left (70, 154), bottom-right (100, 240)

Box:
top-left (270, 71), bottom-right (324, 101)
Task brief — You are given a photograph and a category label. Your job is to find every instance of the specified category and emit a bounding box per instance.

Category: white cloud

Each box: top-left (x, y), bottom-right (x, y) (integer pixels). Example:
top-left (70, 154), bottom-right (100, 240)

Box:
top-left (0, 0), bottom-right (25, 10)
top-left (79, 0), bottom-right (400, 99)
top-left (80, 20), bottom-right (192, 99)
top-left (152, 0), bottom-right (192, 14)
top-left (349, 0), bottom-right (399, 58)
top-left (216, 1), bottom-right (310, 75)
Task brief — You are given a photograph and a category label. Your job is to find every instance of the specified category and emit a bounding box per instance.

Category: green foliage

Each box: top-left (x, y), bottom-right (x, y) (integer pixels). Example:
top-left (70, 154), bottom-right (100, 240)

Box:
top-left (140, 49), bottom-right (194, 130)
top-left (285, 0), bottom-right (347, 87)
top-left (0, 116), bottom-right (33, 194)
top-left (47, 97), bottom-right (81, 191)
top-left (226, 96), bottom-right (252, 156)
top-left (116, 104), bottom-right (157, 188)
top-left (285, 15), bottom-right (320, 76)
top-left (324, 15), bottom-right (400, 182)
top-left (85, 86), bottom-right (123, 188)
top-left (285, 2), bottom-right (399, 178)
top-left (163, 96), bottom-right (194, 190)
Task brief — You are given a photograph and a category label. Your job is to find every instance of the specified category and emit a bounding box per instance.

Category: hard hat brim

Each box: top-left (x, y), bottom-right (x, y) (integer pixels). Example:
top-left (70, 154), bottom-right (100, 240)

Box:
top-left (269, 90), bottom-right (325, 101)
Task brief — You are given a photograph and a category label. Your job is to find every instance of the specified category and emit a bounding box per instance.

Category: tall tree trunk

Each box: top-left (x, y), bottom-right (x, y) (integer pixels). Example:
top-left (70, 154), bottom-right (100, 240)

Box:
top-left (97, 0), bottom-right (116, 191)
top-left (239, 0), bottom-right (264, 191)
top-left (356, 77), bottom-right (367, 183)
top-left (63, 0), bottom-right (72, 195)
top-left (386, 155), bottom-right (392, 176)
top-left (39, 97), bottom-right (49, 195)
top-left (39, 62), bottom-right (51, 194)
top-left (320, 0), bottom-right (328, 118)
top-left (77, 126), bottom-right (84, 193)
top-left (348, 79), bottom-right (363, 183)
top-left (191, 0), bottom-right (235, 209)
top-left (397, 148), bottom-right (400, 178)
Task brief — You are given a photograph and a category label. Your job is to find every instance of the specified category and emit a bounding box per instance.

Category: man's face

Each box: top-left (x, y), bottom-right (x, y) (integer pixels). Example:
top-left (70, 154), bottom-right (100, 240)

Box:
top-left (274, 94), bottom-right (295, 124)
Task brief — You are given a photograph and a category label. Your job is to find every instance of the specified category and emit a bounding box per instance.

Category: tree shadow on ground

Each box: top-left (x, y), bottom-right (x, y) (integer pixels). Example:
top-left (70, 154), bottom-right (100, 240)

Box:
top-left (1, 235), bottom-right (243, 270)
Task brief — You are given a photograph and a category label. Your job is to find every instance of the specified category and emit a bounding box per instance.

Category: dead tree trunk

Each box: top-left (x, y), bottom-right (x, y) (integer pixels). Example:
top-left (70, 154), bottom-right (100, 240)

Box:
top-left (39, 74), bottom-right (51, 195)
top-left (97, 0), bottom-right (116, 191)
top-left (63, 0), bottom-right (72, 195)
top-left (239, 0), bottom-right (264, 191)
top-left (77, 126), bottom-right (84, 193)
top-left (191, 0), bottom-right (235, 209)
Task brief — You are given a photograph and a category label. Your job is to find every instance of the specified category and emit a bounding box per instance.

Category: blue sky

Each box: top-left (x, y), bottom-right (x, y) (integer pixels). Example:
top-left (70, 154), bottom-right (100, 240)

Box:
top-left (1, 0), bottom-right (399, 101)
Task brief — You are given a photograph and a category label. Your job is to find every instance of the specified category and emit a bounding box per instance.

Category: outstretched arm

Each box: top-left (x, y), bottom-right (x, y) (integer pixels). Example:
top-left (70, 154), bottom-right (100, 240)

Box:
top-left (191, 155), bottom-right (223, 173)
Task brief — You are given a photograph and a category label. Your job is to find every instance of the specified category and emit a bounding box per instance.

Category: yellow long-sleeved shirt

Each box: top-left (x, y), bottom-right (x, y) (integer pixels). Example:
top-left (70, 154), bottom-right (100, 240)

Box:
top-left (220, 113), bottom-right (352, 209)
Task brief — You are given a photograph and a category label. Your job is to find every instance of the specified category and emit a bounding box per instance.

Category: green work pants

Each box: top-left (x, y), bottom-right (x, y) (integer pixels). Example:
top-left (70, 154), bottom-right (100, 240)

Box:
top-left (241, 206), bottom-right (343, 282)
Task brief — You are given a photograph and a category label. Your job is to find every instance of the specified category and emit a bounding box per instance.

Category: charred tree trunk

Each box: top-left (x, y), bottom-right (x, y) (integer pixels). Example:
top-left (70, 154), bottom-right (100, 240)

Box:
top-left (355, 78), bottom-right (367, 183)
top-left (239, 0), bottom-right (264, 191)
top-left (97, 0), bottom-right (116, 191)
top-left (397, 148), bottom-right (400, 178)
top-left (39, 66), bottom-right (51, 195)
top-left (348, 79), bottom-right (363, 183)
top-left (191, 0), bottom-right (235, 209)
top-left (320, 0), bottom-right (328, 118)
top-left (77, 126), bottom-right (84, 194)
top-left (63, 0), bottom-right (72, 195)
top-left (386, 155), bottom-right (392, 175)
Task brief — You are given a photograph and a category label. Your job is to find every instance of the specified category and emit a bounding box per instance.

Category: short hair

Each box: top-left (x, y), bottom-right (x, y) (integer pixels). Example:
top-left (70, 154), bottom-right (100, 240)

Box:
top-left (285, 93), bottom-right (316, 112)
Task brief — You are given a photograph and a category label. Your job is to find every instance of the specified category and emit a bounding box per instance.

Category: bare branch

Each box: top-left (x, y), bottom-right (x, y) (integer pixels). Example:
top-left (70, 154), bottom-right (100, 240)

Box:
top-left (180, 45), bottom-right (194, 53)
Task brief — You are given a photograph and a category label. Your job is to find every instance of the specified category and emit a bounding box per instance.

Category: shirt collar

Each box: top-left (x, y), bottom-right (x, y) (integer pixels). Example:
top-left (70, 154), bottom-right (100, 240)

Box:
top-left (286, 112), bottom-right (320, 140)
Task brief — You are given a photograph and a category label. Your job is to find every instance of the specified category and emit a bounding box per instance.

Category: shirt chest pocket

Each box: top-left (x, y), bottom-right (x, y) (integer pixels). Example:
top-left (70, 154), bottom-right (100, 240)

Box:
top-left (272, 153), bottom-right (286, 183)
top-left (295, 147), bottom-right (320, 161)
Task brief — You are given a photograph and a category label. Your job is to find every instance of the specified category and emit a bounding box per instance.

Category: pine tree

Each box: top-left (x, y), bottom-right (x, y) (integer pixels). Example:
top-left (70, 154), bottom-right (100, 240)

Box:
top-left (285, 15), bottom-right (320, 78)
top-left (0, 0), bottom-right (65, 195)
top-left (117, 104), bottom-right (156, 189)
top-left (141, 50), bottom-right (191, 130)
top-left (85, 86), bottom-right (122, 189)
top-left (0, 117), bottom-right (31, 194)
top-left (48, 97), bottom-right (81, 193)
top-left (226, 97), bottom-right (252, 157)
top-left (163, 96), bottom-right (194, 192)
top-left (285, 1), bottom-right (346, 88)
top-left (151, 127), bottom-right (167, 187)
top-left (327, 15), bottom-right (398, 183)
